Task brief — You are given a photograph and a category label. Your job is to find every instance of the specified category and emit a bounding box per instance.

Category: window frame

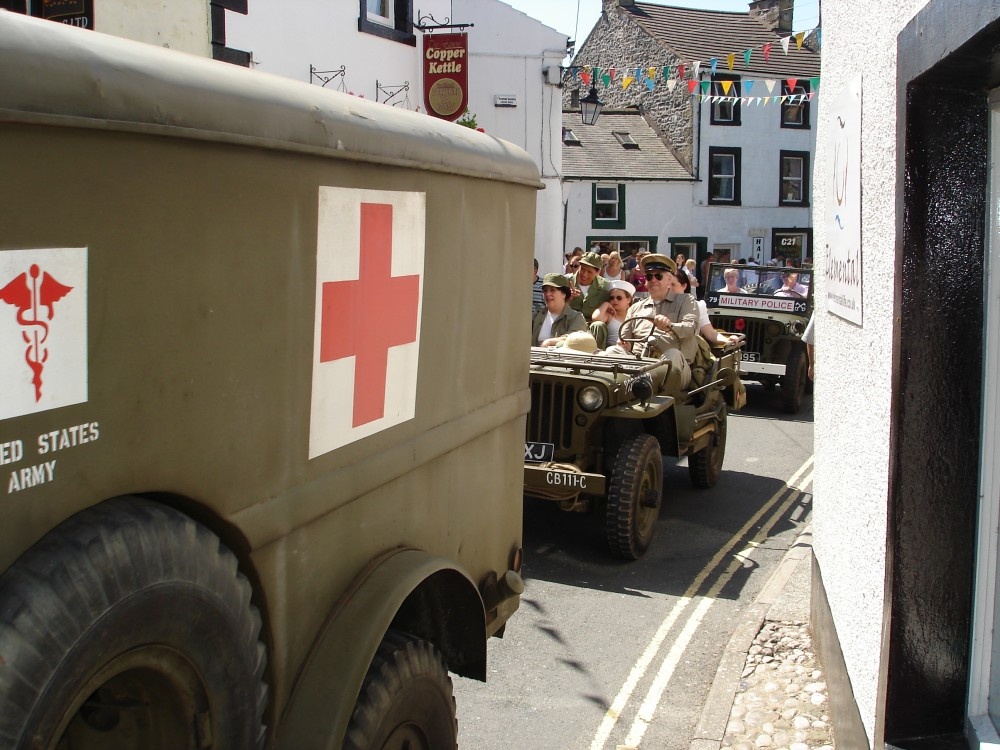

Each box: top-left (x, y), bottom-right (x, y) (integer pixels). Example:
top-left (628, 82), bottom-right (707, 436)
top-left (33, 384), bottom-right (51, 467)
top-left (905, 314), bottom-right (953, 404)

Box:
top-left (781, 80), bottom-right (811, 129)
top-left (710, 74), bottom-right (742, 126)
top-left (358, 0), bottom-right (415, 46)
top-left (591, 183), bottom-right (627, 229)
top-left (708, 146), bottom-right (742, 206)
top-left (779, 150), bottom-right (810, 207)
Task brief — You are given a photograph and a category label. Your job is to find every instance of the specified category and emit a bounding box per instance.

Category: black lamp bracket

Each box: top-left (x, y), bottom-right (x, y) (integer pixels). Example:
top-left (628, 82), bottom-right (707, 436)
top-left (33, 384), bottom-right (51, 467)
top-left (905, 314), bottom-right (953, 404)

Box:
top-left (414, 11), bottom-right (473, 31)
top-left (309, 65), bottom-right (347, 92)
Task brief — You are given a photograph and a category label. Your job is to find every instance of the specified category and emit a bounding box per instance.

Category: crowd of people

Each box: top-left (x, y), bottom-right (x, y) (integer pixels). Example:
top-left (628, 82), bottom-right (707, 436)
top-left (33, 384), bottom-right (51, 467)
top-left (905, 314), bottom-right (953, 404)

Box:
top-left (527, 246), bottom-right (816, 391)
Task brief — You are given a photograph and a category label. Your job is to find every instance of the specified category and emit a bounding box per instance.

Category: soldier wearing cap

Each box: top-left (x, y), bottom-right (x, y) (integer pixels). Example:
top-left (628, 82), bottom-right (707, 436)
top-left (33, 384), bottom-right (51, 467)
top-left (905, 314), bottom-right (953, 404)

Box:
top-left (531, 273), bottom-right (588, 347)
top-left (615, 253), bottom-right (699, 388)
top-left (568, 251), bottom-right (612, 319)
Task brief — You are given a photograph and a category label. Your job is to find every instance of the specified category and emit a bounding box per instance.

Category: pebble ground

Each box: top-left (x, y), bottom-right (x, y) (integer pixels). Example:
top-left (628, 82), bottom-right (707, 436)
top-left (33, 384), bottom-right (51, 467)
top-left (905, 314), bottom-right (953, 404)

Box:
top-left (721, 619), bottom-right (835, 750)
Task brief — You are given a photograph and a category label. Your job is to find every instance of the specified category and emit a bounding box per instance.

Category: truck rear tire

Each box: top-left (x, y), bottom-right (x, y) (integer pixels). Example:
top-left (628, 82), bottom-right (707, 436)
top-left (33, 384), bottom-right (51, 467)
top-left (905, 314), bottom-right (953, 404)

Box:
top-left (689, 405), bottom-right (728, 489)
top-left (605, 434), bottom-right (662, 560)
top-left (781, 347), bottom-right (808, 414)
top-left (0, 498), bottom-right (267, 750)
top-left (344, 630), bottom-right (457, 750)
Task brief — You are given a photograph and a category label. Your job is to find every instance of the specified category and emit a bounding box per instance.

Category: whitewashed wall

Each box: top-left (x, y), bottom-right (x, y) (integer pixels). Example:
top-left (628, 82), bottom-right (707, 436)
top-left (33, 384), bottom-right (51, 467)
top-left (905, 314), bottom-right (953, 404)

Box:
top-left (695, 83), bottom-right (815, 259)
top-left (94, 0), bottom-right (210, 55)
top-left (811, 0), bottom-right (927, 744)
top-left (225, 1), bottom-right (565, 272)
top-left (562, 180), bottom-right (694, 265)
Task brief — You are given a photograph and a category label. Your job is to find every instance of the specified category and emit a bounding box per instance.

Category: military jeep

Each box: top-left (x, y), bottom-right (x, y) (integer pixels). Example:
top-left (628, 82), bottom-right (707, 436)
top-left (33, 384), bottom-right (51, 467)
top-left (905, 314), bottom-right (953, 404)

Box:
top-left (704, 263), bottom-right (813, 414)
top-left (523, 331), bottom-right (745, 559)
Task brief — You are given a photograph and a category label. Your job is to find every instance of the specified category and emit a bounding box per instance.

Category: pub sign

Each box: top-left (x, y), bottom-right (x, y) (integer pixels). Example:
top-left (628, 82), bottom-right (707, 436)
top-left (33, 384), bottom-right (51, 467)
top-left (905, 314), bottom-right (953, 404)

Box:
top-left (422, 33), bottom-right (468, 122)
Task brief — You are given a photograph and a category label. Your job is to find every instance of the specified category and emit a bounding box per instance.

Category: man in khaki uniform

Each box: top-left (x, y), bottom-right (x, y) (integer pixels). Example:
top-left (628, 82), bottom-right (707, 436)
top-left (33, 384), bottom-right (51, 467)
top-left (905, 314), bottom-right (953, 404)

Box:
top-left (568, 251), bottom-right (611, 319)
top-left (615, 253), bottom-right (698, 388)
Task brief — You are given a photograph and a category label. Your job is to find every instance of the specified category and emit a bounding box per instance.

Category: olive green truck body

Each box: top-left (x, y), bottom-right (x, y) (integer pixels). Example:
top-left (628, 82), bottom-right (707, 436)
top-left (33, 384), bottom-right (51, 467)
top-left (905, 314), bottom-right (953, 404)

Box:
top-left (0, 12), bottom-right (533, 749)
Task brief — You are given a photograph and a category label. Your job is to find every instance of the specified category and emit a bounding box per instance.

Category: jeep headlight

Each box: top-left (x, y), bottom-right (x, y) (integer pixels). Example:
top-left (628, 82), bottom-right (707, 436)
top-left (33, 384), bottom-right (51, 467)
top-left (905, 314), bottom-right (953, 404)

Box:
top-left (577, 386), bottom-right (605, 412)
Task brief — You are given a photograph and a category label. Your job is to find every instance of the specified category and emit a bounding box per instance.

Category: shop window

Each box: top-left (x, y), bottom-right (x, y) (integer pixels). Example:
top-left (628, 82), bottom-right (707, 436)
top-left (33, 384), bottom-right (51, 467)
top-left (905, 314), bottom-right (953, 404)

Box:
top-left (779, 150), bottom-right (810, 206)
top-left (711, 75), bottom-right (741, 126)
top-left (359, 0), bottom-right (415, 46)
top-left (708, 147), bottom-right (741, 205)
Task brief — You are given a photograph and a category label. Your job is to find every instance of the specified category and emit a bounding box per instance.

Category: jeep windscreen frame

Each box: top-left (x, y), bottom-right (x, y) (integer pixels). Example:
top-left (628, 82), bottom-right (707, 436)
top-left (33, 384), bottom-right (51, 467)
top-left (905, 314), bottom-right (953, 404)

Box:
top-left (704, 263), bottom-right (813, 317)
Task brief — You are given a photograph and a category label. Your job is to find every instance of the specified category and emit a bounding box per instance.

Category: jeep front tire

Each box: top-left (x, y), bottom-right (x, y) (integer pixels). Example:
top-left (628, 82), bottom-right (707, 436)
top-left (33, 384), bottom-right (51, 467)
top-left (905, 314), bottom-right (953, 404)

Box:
top-left (605, 434), bottom-right (663, 559)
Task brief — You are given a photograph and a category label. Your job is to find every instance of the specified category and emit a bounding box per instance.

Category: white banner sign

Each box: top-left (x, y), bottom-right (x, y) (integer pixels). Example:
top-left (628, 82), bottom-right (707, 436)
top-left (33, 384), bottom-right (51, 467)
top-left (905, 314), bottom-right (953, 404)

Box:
top-left (825, 76), bottom-right (863, 325)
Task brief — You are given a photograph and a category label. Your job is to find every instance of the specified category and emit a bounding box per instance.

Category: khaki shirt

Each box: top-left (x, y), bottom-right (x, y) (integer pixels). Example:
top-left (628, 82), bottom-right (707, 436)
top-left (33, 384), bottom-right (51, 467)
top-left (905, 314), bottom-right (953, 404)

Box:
top-left (619, 292), bottom-right (699, 362)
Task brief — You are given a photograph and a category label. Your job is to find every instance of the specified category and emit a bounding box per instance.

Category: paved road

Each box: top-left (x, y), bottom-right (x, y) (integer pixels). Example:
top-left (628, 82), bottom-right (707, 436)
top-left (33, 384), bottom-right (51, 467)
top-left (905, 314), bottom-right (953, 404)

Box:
top-left (454, 384), bottom-right (814, 750)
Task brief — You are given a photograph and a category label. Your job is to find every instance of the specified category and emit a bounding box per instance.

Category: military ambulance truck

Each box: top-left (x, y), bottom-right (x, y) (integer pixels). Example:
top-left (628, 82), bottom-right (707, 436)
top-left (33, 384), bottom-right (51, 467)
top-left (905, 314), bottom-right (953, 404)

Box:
top-left (0, 12), bottom-right (533, 749)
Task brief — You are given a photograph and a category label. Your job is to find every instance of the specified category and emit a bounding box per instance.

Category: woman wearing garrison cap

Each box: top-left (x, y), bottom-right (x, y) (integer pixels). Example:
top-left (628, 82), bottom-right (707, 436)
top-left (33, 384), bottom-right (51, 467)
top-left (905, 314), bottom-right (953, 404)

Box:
top-left (531, 273), bottom-right (587, 347)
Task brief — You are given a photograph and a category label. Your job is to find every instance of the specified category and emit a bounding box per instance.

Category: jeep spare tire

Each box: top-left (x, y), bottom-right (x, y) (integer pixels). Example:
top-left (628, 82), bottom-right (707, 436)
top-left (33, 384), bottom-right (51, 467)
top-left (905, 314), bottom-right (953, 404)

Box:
top-left (0, 498), bottom-right (268, 750)
top-left (605, 434), bottom-right (663, 559)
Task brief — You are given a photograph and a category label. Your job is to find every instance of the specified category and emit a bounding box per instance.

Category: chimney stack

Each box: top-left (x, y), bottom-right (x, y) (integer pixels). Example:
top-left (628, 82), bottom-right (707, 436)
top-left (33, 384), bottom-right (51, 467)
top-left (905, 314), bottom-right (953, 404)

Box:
top-left (748, 0), bottom-right (793, 33)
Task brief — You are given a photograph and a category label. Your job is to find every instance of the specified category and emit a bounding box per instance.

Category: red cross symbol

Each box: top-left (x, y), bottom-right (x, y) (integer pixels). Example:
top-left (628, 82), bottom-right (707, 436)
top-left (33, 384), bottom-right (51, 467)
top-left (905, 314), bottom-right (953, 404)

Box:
top-left (319, 202), bottom-right (420, 428)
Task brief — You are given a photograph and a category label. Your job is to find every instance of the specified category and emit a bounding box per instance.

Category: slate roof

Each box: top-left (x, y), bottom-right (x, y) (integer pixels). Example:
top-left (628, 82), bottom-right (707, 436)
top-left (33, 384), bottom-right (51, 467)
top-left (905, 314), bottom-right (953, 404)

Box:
top-left (561, 110), bottom-right (693, 180)
top-left (616, 2), bottom-right (820, 78)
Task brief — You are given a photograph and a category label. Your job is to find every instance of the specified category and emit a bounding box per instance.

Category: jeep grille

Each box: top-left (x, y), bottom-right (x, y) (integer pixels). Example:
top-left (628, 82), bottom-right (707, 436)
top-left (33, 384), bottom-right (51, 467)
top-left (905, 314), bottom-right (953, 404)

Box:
top-left (527, 379), bottom-right (575, 450)
top-left (713, 315), bottom-right (770, 353)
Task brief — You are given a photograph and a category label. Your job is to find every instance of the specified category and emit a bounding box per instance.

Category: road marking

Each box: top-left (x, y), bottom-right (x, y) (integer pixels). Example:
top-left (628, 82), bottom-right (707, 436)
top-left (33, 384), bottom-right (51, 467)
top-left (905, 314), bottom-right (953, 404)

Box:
top-left (590, 456), bottom-right (814, 750)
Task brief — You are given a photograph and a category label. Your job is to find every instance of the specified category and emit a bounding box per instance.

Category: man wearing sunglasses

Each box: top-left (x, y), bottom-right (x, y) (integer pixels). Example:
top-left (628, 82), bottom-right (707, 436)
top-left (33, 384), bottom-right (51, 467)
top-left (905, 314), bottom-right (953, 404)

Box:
top-left (614, 253), bottom-right (698, 389)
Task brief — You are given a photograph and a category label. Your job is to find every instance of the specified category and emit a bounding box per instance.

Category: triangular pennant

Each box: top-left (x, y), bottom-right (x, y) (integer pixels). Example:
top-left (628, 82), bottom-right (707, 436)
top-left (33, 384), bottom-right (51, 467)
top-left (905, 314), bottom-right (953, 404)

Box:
top-left (744, 79), bottom-right (755, 94)
top-left (807, 92), bottom-right (815, 101)
top-left (667, 79), bottom-right (677, 92)
top-left (580, 71), bottom-right (591, 86)
top-left (710, 58), bottom-right (718, 74)
top-left (743, 48), bottom-right (752, 67)
top-left (763, 42), bottom-right (772, 62)
top-left (646, 77), bottom-right (656, 91)
top-left (786, 77), bottom-right (798, 92)
top-left (692, 62), bottom-right (700, 78)
top-left (663, 66), bottom-right (671, 80)
top-left (795, 31), bottom-right (805, 49)
top-left (720, 79), bottom-right (733, 95)
top-left (593, 67), bottom-right (601, 81)
top-left (810, 76), bottom-right (820, 91)
top-left (700, 80), bottom-right (710, 94)
top-left (568, 66), bottom-right (578, 78)
top-left (764, 79), bottom-right (777, 94)
top-left (648, 67), bottom-right (657, 81)
top-left (602, 73), bottom-right (611, 87)
top-left (726, 53), bottom-right (735, 70)
top-left (609, 68), bottom-right (616, 81)
top-left (678, 63), bottom-right (686, 79)
top-left (687, 79), bottom-right (698, 94)
top-left (780, 36), bottom-right (791, 54)
top-left (622, 76), bottom-right (634, 90)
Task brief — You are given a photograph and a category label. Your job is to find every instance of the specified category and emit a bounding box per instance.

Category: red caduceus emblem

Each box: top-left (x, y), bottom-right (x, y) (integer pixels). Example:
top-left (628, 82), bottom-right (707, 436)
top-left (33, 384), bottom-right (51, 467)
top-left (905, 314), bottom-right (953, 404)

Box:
top-left (0, 264), bottom-right (74, 402)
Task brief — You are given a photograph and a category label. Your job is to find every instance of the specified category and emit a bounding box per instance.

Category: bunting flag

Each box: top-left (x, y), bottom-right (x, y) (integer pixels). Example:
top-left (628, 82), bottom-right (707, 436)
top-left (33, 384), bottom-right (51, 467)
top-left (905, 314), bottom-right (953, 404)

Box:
top-left (565, 22), bottom-right (823, 109)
